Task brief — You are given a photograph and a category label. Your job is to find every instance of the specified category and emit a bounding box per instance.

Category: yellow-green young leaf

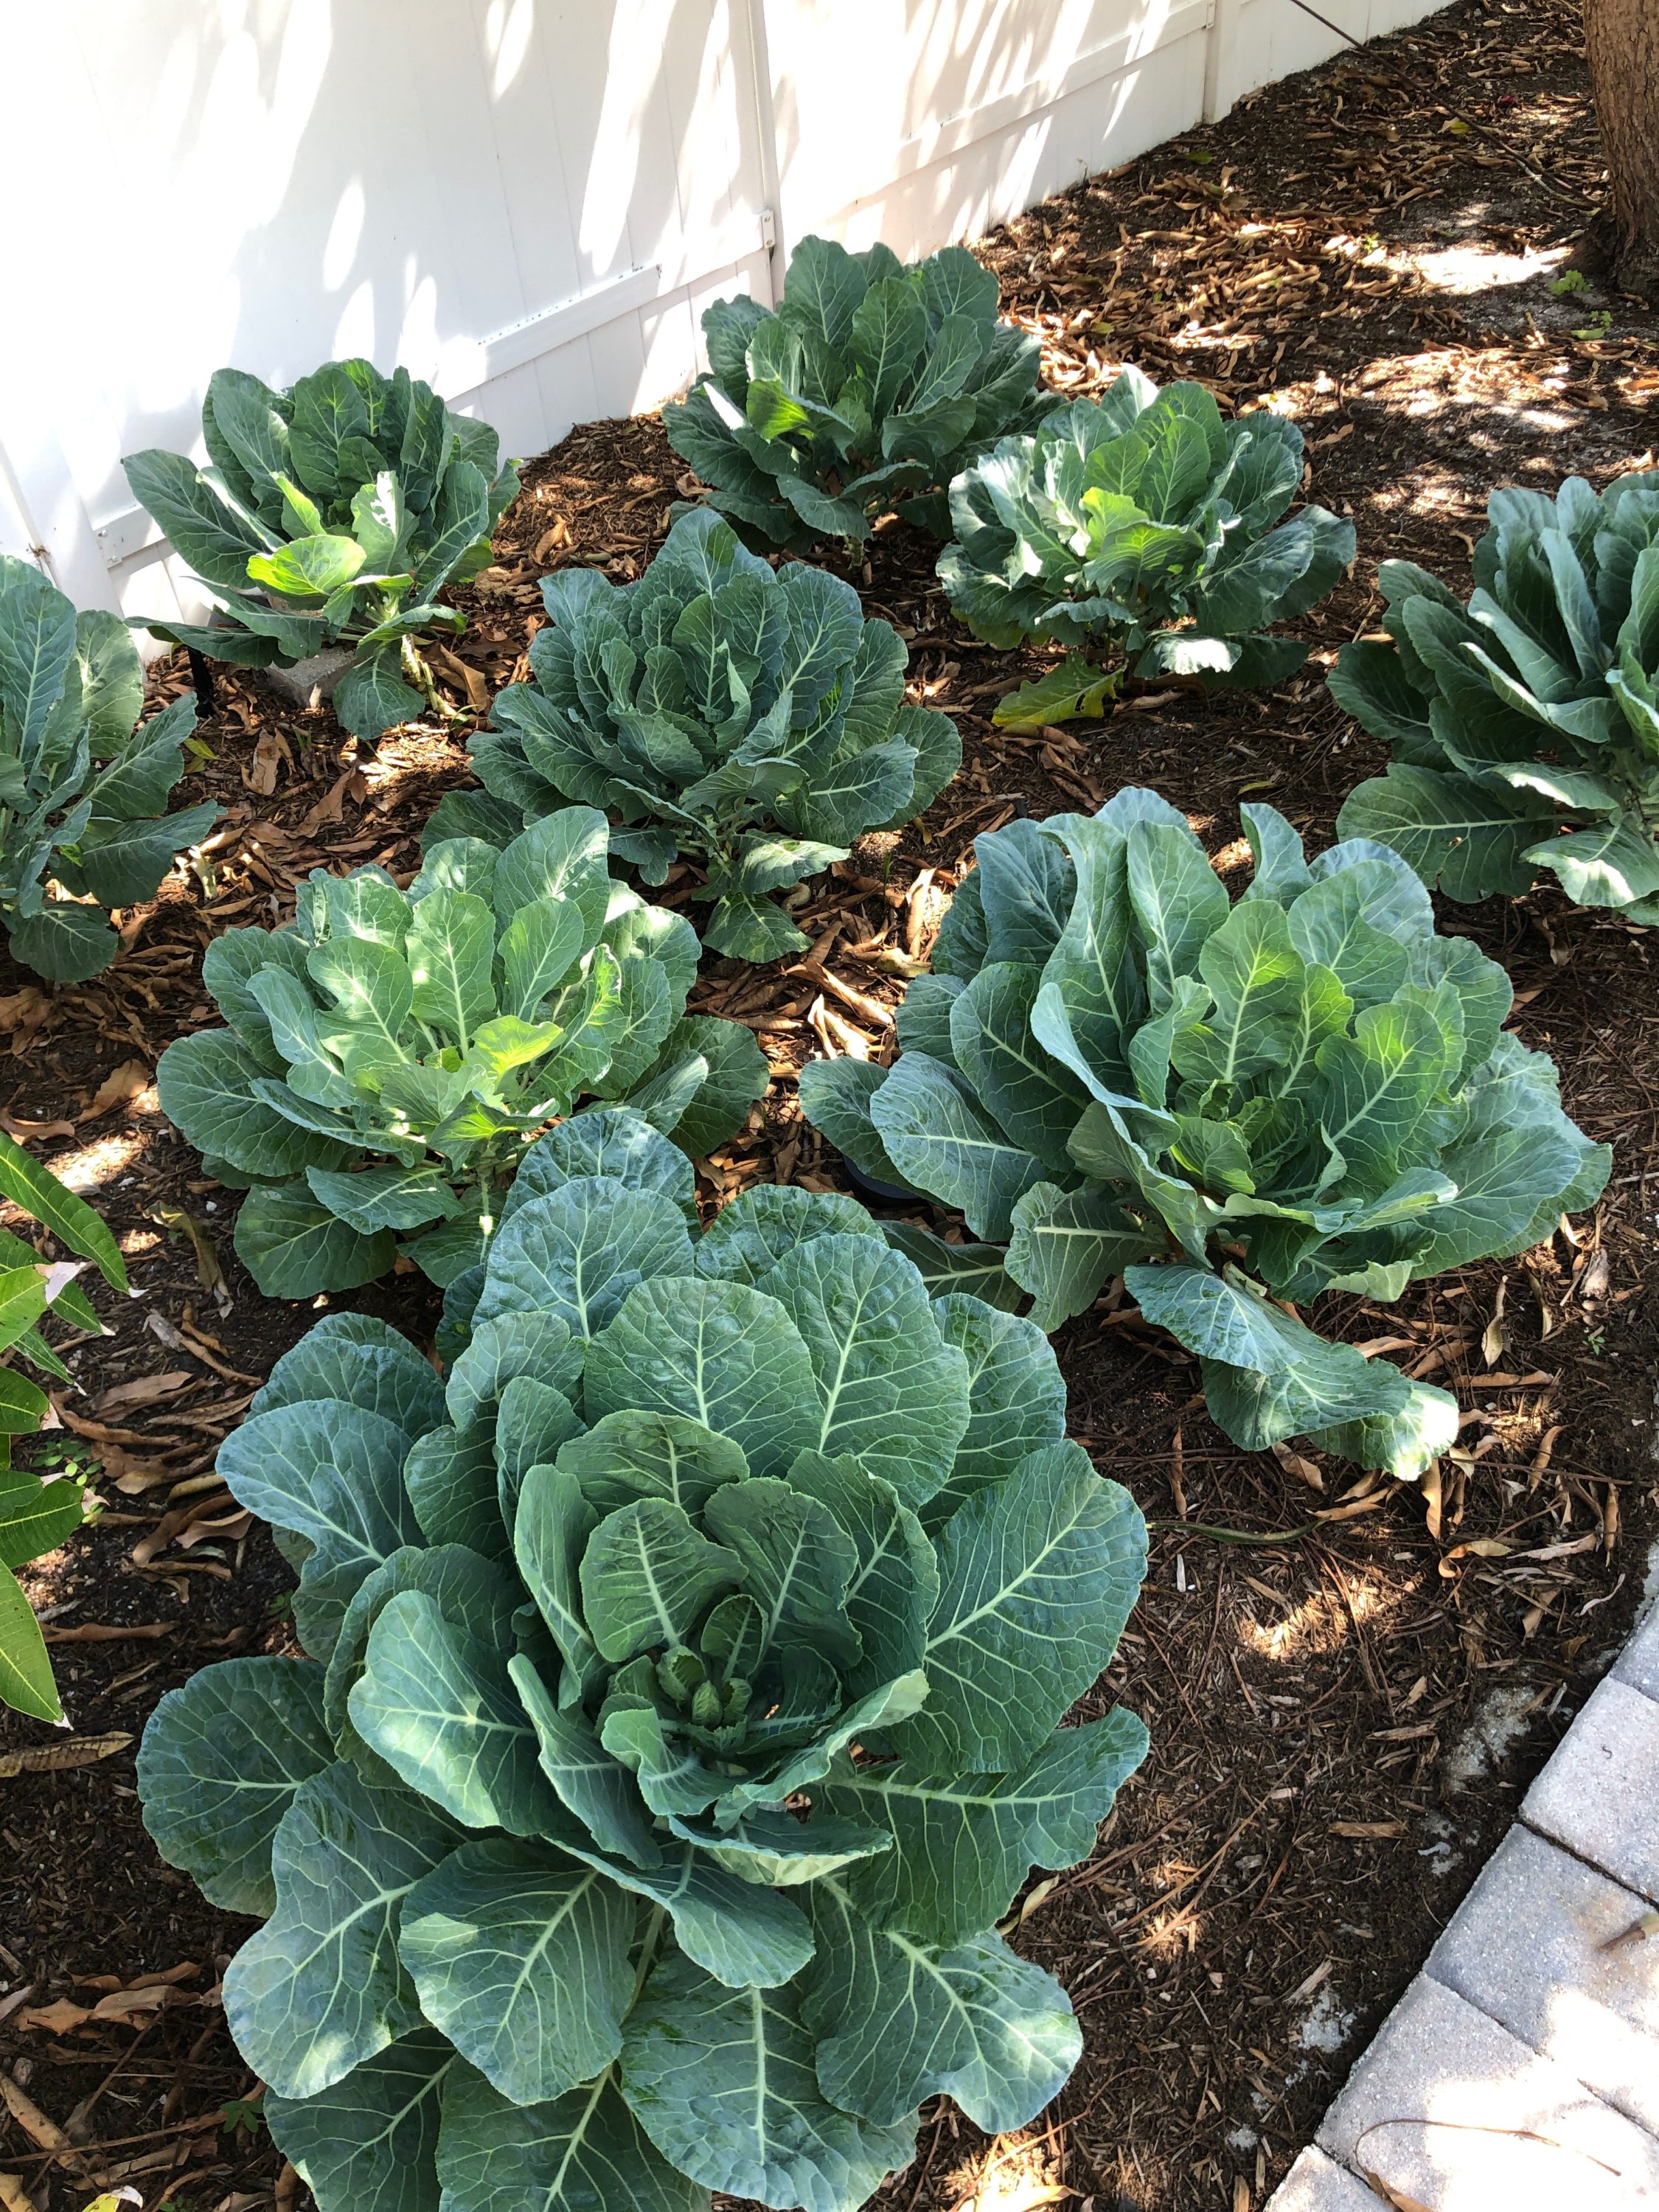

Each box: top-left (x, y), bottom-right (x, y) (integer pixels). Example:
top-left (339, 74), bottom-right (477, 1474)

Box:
top-left (247, 532), bottom-right (367, 599)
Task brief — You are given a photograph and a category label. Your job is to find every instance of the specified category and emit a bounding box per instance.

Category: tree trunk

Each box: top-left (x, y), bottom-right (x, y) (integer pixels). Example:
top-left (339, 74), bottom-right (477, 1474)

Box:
top-left (1583, 0), bottom-right (1659, 299)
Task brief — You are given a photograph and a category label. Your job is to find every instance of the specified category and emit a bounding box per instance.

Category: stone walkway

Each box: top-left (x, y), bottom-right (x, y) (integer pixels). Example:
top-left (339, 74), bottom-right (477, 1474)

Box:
top-left (1266, 1599), bottom-right (1659, 2210)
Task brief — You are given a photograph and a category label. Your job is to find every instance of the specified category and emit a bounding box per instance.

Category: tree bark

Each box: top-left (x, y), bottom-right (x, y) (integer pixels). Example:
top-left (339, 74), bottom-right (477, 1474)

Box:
top-left (1583, 0), bottom-right (1659, 299)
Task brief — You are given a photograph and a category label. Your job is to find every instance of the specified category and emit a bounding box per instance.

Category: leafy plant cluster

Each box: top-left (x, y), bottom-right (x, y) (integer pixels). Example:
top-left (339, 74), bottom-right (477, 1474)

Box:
top-left (124, 361), bottom-right (518, 741)
top-left (0, 557), bottom-right (218, 982)
top-left (803, 790), bottom-right (1607, 1478)
top-left (443, 510), bottom-right (959, 961)
top-left (138, 1125), bottom-right (1148, 2212)
top-left (155, 810), bottom-right (765, 1298)
top-left (0, 1130), bottom-right (127, 1719)
top-left (938, 369), bottom-right (1356, 727)
top-left (1332, 471), bottom-right (1659, 919)
top-left (664, 236), bottom-right (1058, 552)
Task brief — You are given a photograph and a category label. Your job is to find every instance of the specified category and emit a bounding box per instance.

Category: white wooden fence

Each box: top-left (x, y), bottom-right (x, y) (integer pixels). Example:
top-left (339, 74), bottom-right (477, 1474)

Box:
top-left (0, 0), bottom-right (1444, 627)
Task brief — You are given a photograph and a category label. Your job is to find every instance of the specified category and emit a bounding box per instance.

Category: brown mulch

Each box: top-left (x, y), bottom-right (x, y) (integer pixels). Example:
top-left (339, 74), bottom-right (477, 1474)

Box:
top-left (2, 1), bottom-right (1657, 2207)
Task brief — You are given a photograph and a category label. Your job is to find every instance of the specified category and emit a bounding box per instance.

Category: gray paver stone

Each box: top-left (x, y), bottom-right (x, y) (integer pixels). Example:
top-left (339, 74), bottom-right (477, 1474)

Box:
top-left (1315, 1973), bottom-right (1659, 2208)
top-left (1427, 1823), bottom-right (1659, 2137)
top-left (1615, 1601), bottom-right (1659, 1702)
top-left (1522, 1676), bottom-right (1659, 1905)
top-left (1264, 2145), bottom-right (1384, 2211)
top-left (262, 644), bottom-right (355, 709)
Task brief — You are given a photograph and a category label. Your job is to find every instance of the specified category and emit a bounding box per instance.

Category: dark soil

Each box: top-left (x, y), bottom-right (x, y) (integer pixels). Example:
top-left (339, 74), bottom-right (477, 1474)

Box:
top-left (3, 1), bottom-right (1656, 2208)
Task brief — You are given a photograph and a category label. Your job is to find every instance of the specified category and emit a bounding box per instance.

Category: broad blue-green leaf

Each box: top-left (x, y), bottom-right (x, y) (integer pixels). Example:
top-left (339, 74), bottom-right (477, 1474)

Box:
top-left (436, 2058), bottom-right (700, 2212)
top-left (513, 1468), bottom-right (605, 1705)
top-left (157, 1029), bottom-right (349, 1180)
top-left (350, 1590), bottom-right (563, 1834)
top-left (406, 887), bottom-right (496, 1044)
top-left (756, 1234), bottom-right (970, 1509)
top-left (949, 961), bottom-right (1088, 1172)
top-left (580, 1498), bottom-right (742, 1663)
top-left (819, 1708), bottom-right (1150, 1944)
top-left (887, 1443), bottom-right (1147, 1772)
top-left (929, 1296), bottom-right (1068, 1520)
top-left (266, 2030), bottom-right (451, 2212)
top-left (620, 1951), bottom-right (915, 2212)
top-left (1126, 819), bottom-right (1229, 1004)
top-left (400, 1838), bottom-right (635, 2106)
top-left (504, 1107), bottom-right (698, 1225)
top-left (703, 1475), bottom-right (859, 1662)
top-left (804, 1882), bottom-right (1081, 2130)
top-left (475, 1179), bottom-right (693, 1335)
top-left (223, 1761), bottom-right (459, 2099)
top-left (322, 1544), bottom-right (521, 1751)
top-left (305, 1164), bottom-right (459, 1234)
top-left (881, 1221), bottom-right (1020, 1308)
top-left (558, 1837), bottom-right (815, 1989)
top-left (783, 1451), bottom-right (936, 1690)
top-left (137, 1656), bottom-right (334, 1915)
top-left (796, 1058), bottom-right (916, 1194)
top-left (869, 1053), bottom-right (1046, 1241)
top-left (493, 807), bottom-right (613, 942)
top-left (219, 1400), bottom-right (421, 1658)
top-left (444, 1310), bottom-right (584, 1428)
top-left (1335, 766), bottom-right (1551, 902)
top-left (508, 1656), bottom-right (661, 1867)
top-left (585, 1276), bottom-right (820, 1479)
top-left (499, 895), bottom-right (586, 1018)
top-left (1005, 1180), bottom-right (1164, 1334)
top-left (253, 1312), bottom-right (446, 1438)
top-left (695, 1184), bottom-right (879, 1286)
top-left (556, 1408), bottom-right (749, 1520)
top-left (403, 1422), bottom-right (504, 1555)
top-left (234, 1182), bottom-right (397, 1299)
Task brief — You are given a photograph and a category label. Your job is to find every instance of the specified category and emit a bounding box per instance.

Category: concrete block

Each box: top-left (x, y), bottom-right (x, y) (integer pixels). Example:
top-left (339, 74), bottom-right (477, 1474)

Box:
top-left (1523, 1677), bottom-right (1659, 1905)
top-left (1316, 1974), bottom-right (1659, 2210)
top-left (1427, 1823), bottom-right (1659, 2136)
top-left (262, 644), bottom-right (355, 709)
top-left (1615, 1602), bottom-right (1659, 1703)
top-left (1264, 2145), bottom-right (1383, 2210)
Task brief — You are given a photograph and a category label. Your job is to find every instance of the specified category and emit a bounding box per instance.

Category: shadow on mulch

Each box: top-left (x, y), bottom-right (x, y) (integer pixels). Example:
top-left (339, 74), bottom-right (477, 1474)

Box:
top-left (1, 0), bottom-right (1656, 2206)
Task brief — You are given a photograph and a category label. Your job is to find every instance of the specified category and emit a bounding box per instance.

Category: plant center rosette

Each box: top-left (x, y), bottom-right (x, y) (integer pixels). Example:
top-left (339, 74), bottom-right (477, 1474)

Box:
top-left (137, 1113), bottom-right (1149, 2212)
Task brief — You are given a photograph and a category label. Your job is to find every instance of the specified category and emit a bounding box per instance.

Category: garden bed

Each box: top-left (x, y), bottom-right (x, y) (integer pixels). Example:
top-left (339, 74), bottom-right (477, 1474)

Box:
top-left (2, 0), bottom-right (1657, 2207)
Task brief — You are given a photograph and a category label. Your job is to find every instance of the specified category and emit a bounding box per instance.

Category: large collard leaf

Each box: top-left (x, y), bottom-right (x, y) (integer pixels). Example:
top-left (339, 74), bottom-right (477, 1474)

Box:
top-left (869, 1054), bottom-right (1047, 1239)
top-left (1129, 1265), bottom-right (1457, 1479)
top-left (437, 2059), bottom-right (703, 2212)
top-left (938, 376), bottom-right (1352, 719)
top-left (804, 1879), bottom-right (1081, 2131)
top-left (927, 1297), bottom-right (1068, 1523)
top-left (350, 1590), bottom-right (563, 1834)
top-left (125, 358), bottom-right (517, 742)
top-left (887, 1442), bottom-right (1146, 1772)
top-left (400, 1839), bottom-right (635, 2107)
top-left (818, 1709), bottom-right (1150, 1946)
top-left (620, 1950), bottom-right (916, 2212)
top-left (582, 1276), bottom-right (821, 1478)
top-left (254, 1312), bottom-right (449, 1440)
top-left (218, 1401), bottom-right (422, 1657)
top-left (1332, 473), bottom-right (1659, 919)
top-left (756, 1234), bottom-right (970, 1509)
top-left (465, 509), bottom-right (963, 961)
top-left (267, 2031), bottom-right (453, 2212)
top-left (474, 1180), bottom-right (694, 1335)
top-left (224, 1761), bottom-right (462, 2099)
top-left (556, 1835), bottom-right (816, 1989)
top-left (137, 1658), bottom-right (335, 1914)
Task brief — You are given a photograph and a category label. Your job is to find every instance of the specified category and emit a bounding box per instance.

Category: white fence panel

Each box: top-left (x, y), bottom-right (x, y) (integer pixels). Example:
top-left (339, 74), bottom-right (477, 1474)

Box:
top-left (0, 0), bottom-right (773, 622)
top-left (0, 0), bottom-right (1447, 625)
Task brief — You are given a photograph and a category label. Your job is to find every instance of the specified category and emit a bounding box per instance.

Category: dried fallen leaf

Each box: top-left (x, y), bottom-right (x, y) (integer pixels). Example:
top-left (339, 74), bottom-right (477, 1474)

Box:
top-left (0, 1112), bottom-right (76, 1143)
top-left (151, 1204), bottom-right (232, 1315)
top-left (42, 1621), bottom-right (175, 1644)
top-left (432, 643), bottom-right (492, 712)
top-left (1329, 1820), bottom-right (1406, 1839)
top-left (81, 1060), bottom-right (151, 1121)
top-left (0, 2173), bottom-right (35, 2212)
top-left (246, 727), bottom-right (289, 796)
top-left (0, 1731), bottom-right (132, 1780)
top-left (301, 765), bottom-right (369, 832)
top-left (1360, 2174), bottom-right (1433, 2212)
top-left (0, 2076), bottom-right (84, 2170)
top-left (94, 1370), bottom-right (193, 1416)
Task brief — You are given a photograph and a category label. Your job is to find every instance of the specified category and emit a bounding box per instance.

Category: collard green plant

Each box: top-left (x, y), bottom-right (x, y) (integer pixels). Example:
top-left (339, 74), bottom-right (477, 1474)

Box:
top-left (802, 790), bottom-right (1607, 1480)
top-left (155, 809), bottom-right (765, 1299)
top-left (1332, 472), bottom-right (1659, 919)
top-left (137, 1127), bottom-right (1148, 2212)
top-left (938, 370), bottom-right (1356, 727)
top-left (123, 361), bottom-right (519, 742)
top-left (0, 1130), bottom-right (128, 1719)
top-left (0, 557), bottom-right (218, 982)
top-left (663, 236), bottom-right (1057, 552)
top-left (442, 510), bottom-right (960, 961)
